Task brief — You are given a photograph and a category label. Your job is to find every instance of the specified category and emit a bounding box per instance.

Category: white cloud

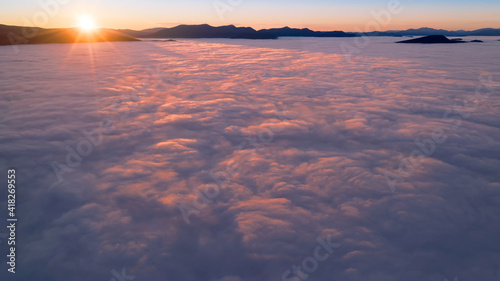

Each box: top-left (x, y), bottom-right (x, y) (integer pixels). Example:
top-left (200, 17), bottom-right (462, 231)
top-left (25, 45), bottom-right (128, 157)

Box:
top-left (0, 38), bottom-right (499, 281)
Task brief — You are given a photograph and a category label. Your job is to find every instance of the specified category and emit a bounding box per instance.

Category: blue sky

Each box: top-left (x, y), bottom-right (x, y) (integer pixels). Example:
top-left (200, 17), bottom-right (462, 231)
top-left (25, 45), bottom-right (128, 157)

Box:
top-left (0, 0), bottom-right (499, 31)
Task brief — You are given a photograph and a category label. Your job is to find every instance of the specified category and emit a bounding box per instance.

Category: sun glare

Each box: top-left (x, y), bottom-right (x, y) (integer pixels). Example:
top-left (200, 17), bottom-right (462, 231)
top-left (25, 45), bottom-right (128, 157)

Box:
top-left (77, 16), bottom-right (97, 32)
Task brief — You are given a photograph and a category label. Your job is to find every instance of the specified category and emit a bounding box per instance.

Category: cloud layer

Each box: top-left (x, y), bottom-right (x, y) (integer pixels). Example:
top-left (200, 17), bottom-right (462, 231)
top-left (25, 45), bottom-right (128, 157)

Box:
top-left (0, 38), bottom-right (499, 281)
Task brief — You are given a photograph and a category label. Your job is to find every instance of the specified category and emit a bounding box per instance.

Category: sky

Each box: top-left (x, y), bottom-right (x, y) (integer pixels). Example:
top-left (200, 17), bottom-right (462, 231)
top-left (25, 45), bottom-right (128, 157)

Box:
top-left (0, 0), bottom-right (499, 31)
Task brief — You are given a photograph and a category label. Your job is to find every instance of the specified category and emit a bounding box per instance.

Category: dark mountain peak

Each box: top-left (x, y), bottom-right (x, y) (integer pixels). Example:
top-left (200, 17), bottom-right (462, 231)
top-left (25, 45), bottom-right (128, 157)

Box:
top-left (396, 35), bottom-right (466, 44)
top-left (258, 26), bottom-right (357, 37)
top-left (412, 27), bottom-right (438, 31)
top-left (146, 24), bottom-right (273, 39)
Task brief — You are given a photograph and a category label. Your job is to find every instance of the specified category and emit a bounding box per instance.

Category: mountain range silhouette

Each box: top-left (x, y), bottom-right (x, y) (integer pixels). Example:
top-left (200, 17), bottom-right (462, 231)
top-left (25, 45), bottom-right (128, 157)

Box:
top-left (120, 24), bottom-right (500, 38)
top-left (1, 23), bottom-right (500, 46)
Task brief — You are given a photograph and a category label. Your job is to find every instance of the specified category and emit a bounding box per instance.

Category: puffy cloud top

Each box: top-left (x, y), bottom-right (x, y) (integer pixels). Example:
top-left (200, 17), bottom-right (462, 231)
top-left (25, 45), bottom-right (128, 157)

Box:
top-left (0, 38), bottom-right (499, 281)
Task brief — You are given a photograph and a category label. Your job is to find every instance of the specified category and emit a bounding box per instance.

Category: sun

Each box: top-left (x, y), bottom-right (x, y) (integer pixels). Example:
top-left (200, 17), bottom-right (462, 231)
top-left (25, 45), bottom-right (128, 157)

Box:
top-left (77, 16), bottom-right (97, 32)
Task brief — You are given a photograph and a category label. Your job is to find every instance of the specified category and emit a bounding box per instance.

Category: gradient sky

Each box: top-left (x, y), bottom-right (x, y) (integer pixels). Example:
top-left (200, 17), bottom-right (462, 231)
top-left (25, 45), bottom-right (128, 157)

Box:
top-left (0, 0), bottom-right (499, 32)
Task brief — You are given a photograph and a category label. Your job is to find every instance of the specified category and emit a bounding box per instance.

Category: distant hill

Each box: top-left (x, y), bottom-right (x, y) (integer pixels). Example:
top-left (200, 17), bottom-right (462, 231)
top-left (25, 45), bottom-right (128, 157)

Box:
top-left (364, 27), bottom-right (500, 36)
top-left (396, 35), bottom-right (467, 44)
top-left (0, 24), bottom-right (139, 46)
top-left (116, 27), bottom-right (165, 38)
top-left (145, 24), bottom-right (277, 39)
top-left (259, 26), bottom-right (358, 37)
top-left (468, 28), bottom-right (500, 36)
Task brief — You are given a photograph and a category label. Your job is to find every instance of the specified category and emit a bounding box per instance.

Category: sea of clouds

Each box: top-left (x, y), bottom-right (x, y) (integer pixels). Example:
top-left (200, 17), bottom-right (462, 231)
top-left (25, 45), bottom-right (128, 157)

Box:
top-left (0, 37), bottom-right (499, 281)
